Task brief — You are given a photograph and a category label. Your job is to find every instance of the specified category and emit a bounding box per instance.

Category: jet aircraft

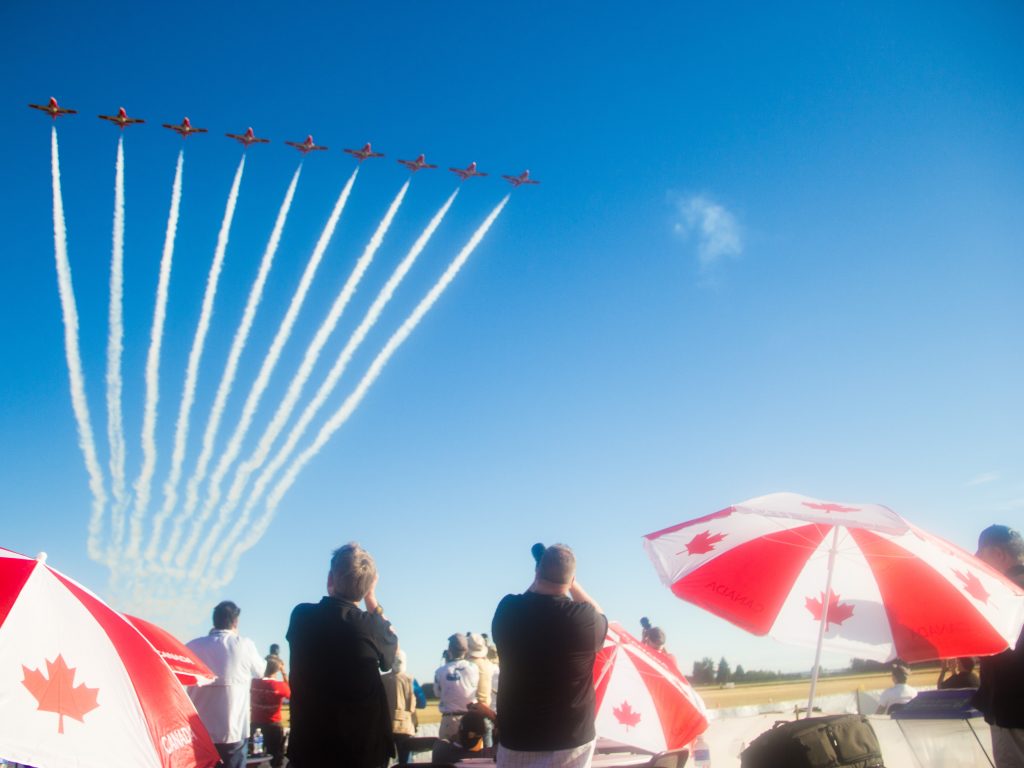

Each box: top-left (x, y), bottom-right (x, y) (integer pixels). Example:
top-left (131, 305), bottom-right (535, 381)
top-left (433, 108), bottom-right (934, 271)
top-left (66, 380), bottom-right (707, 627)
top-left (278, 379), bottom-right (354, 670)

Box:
top-left (285, 135), bottom-right (328, 154)
top-left (162, 117), bottom-right (208, 138)
top-left (397, 154), bottom-right (438, 173)
top-left (98, 107), bottom-right (144, 129)
top-left (344, 143), bottom-right (385, 162)
top-left (502, 170), bottom-right (540, 187)
top-left (226, 127), bottom-right (270, 148)
top-left (29, 97), bottom-right (77, 119)
top-left (449, 162), bottom-right (488, 181)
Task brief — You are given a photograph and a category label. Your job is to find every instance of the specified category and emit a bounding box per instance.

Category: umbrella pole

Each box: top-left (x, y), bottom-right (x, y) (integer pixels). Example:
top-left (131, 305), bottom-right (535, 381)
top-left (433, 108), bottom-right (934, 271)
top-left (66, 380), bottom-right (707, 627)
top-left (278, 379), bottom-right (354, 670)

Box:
top-left (806, 526), bottom-right (840, 718)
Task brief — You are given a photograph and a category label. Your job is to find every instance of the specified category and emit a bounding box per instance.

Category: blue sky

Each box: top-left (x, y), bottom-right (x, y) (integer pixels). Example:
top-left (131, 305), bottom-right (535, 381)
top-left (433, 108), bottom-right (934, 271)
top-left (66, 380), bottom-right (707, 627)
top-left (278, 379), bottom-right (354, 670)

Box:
top-left (1, 1), bottom-right (1022, 682)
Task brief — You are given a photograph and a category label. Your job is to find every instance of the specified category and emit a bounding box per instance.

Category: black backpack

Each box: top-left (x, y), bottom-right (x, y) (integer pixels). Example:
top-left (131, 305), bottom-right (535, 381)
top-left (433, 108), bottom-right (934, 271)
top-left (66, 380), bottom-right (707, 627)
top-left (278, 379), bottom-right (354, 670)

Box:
top-left (740, 714), bottom-right (885, 768)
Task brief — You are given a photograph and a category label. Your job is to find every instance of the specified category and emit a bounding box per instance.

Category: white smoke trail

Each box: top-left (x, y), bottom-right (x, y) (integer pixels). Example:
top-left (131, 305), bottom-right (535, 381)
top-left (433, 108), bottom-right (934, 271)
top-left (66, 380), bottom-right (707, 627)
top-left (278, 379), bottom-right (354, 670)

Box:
top-left (105, 136), bottom-right (128, 524)
top-left (168, 167), bottom-right (359, 570)
top-left (186, 180), bottom-right (411, 580)
top-left (144, 165), bottom-right (302, 566)
top-left (210, 195), bottom-right (509, 588)
top-left (129, 156), bottom-right (247, 561)
top-left (127, 150), bottom-right (183, 558)
top-left (51, 127), bottom-right (109, 564)
top-left (206, 188), bottom-right (459, 581)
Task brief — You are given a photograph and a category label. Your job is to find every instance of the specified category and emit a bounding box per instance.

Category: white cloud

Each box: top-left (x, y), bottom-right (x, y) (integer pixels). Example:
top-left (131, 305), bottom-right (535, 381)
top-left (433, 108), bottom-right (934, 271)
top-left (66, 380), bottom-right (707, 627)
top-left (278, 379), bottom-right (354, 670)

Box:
top-left (965, 471), bottom-right (1000, 487)
top-left (672, 194), bottom-right (742, 268)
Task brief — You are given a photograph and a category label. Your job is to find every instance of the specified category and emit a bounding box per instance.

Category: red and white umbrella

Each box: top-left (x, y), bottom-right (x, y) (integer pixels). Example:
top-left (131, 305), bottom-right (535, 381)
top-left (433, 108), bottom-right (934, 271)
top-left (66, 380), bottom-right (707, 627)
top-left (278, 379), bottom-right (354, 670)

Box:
top-left (644, 493), bottom-right (1024, 708)
top-left (593, 622), bottom-right (709, 753)
top-left (125, 615), bottom-right (216, 687)
top-left (0, 547), bottom-right (220, 768)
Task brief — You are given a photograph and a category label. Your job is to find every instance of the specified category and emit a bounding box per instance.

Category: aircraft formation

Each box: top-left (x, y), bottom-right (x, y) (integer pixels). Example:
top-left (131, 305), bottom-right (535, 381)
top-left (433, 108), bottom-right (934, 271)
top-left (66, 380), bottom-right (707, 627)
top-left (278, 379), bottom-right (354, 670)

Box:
top-left (29, 97), bottom-right (541, 187)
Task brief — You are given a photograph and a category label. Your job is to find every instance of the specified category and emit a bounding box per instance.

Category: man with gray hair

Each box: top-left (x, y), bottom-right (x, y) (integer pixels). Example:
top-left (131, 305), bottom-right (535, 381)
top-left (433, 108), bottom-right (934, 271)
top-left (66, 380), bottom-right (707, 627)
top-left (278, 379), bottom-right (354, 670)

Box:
top-left (972, 524), bottom-right (1024, 767)
top-left (492, 543), bottom-right (607, 768)
top-left (287, 543), bottom-right (398, 768)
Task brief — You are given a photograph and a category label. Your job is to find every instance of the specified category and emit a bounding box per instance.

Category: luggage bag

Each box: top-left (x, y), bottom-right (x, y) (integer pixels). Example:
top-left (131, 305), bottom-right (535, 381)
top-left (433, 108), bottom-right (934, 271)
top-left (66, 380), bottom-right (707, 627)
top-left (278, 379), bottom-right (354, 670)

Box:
top-left (740, 713), bottom-right (885, 768)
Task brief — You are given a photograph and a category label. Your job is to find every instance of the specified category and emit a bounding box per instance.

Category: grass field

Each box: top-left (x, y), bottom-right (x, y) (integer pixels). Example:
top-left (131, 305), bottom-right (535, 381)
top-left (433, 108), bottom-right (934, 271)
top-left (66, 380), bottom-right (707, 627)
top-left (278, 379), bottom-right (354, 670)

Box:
top-left (404, 667), bottom-right (942, 728)
top-left (695, 667), bottom-right (940, 710)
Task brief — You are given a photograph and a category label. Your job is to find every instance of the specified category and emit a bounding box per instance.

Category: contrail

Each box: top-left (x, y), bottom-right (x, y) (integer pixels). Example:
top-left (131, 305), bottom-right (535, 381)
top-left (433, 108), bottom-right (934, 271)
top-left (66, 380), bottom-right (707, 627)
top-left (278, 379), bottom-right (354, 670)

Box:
top-left (105, 136), bottom-right (128, 528)
top-left (51, 127), bottom-right (109, 564)
top-left (187, 180), bottom-right (411, 580)
top-left (207, 188), bottom-right (459, 580)
top-left (129, 156), bottom-right (246, 561)
top-left (209, 195), bottom-right (509, 588)
top-left (168, 167), bottom-right (359, 570)
top-left (144, 164), bottom-right (302, 566)
top-left (127, 150), bottom-right (183, 558)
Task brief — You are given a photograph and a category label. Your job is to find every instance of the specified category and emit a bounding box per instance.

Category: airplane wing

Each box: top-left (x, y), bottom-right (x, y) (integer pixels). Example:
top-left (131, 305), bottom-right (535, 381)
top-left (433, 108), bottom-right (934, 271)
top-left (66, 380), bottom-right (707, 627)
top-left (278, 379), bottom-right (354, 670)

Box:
top-left (28, 103), bottom-right (47, 111)
top-left (343, 148), bottom-right (359, 156)
top-left (284, 141), bottom-right (301, 148)
top-left (524, 179), bottom-right (540, 184)
top-left (192, 127), bottom-right (209, 133)
top-left (312, 145), bottom-right (328, 151)
top-left (99, 114), bottom-right (116, 122)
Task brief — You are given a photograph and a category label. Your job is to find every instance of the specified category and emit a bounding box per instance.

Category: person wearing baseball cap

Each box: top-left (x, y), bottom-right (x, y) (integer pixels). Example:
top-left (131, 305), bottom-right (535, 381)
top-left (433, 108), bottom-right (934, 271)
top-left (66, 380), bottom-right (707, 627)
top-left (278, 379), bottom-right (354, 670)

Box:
top-left (434, 633), bottom-right (481, 740)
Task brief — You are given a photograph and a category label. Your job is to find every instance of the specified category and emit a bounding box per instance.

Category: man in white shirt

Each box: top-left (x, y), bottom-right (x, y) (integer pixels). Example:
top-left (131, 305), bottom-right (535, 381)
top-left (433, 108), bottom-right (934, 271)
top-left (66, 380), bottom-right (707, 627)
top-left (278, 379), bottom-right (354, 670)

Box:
top-left (434, 633), bottom-right (481, 739)
top-left (187, 601), bottom-right (265, 768)
top-left (876, 661), bottom-right (917, 714)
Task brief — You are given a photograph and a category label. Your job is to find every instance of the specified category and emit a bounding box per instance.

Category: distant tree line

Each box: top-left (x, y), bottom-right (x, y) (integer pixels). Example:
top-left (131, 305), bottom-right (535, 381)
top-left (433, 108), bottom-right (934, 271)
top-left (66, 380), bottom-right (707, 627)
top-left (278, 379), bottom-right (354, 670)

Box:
top-left (689, 656), bottom-right (928, 686)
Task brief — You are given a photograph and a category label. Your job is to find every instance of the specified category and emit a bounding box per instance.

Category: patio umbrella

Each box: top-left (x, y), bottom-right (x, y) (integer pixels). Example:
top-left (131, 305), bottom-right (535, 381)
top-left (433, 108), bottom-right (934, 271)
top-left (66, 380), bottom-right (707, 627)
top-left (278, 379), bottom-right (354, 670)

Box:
top-left (643, 492), bottom-right (1024, 712)
top-left (0, 546), bottom-right (220, 768)
top-left (125, 614), bottom-right (216, 687)
top-left (593, 622), bottom-right (709, 753)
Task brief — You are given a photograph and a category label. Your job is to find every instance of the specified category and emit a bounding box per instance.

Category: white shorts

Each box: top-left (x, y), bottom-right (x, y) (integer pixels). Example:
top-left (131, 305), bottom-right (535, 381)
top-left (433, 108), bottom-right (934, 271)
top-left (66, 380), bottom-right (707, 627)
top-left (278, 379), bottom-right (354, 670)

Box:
top-left (496, 739), bottom-right (596, 768)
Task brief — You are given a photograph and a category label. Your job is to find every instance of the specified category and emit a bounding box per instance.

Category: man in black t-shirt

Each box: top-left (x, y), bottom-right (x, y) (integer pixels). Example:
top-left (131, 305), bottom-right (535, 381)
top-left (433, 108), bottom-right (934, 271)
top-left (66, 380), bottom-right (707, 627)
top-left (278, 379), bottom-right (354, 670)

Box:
top-left (286, 542), bottom-right (398, 768)
top-left (492, 543), bottom-right (608, 768)
top-left (972, 525), bottom-right (1024, 768)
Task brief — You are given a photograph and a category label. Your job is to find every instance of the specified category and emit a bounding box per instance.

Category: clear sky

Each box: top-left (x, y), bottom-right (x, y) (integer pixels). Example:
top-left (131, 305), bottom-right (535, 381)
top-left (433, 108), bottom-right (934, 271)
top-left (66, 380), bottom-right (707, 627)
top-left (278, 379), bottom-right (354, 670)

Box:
top-left (1, 1), bottom-right (1022, 683)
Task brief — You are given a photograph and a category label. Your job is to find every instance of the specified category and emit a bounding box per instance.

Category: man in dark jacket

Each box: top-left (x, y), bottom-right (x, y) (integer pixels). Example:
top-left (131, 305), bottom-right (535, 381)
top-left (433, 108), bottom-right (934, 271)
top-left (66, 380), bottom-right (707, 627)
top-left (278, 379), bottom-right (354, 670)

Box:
top-left (287, 542), bottom-right (398, 768)
top-left (492, 543), bottom-right (607, 768)
top-left (972, 524), bottom-right (1024, 768)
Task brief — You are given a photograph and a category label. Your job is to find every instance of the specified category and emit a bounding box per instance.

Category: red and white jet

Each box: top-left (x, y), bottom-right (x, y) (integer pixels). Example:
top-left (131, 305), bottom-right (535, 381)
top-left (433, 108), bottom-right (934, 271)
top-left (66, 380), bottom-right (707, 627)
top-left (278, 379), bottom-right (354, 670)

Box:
top-left (502, 170), bottom-right (540, 188)
top-left (344, 143), bottom-right (384, 162)
top-left (28, 97), bottom-right (77, 119)
top-left (226, 127), bottom-right (270, 148)
top-left (449, 162), bottom-right (487, 181)
top-left (98, 107), bottom-right (144, 129)
top-left (162, 117), bottom-right (208, 138)
top-left (397, 154), bottom-right (438, 173)
top-left (285, 135), bottom-right (328, 154)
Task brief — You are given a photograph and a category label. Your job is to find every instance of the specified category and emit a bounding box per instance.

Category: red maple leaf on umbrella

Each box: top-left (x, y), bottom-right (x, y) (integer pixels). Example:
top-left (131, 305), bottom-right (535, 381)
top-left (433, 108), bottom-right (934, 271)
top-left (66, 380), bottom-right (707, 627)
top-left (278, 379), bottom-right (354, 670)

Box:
top-left (613, 700), bottom-right (642, 729)
top-left (802, 502), bottom-right (859, 513)
top-left (805, 589), bottom-right (855, 629)
top-left (679, 530), bottom-right (727, 556)
top-left (954, 570), bottom-right (990, 605)
top-left (22, 654), bottom-right (100, 734)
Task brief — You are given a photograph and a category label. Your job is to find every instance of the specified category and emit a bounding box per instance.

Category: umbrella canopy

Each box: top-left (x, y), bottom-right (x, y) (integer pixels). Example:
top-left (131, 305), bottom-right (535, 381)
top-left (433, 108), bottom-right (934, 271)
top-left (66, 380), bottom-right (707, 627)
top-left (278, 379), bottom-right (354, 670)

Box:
top-left (0, 547), bottom-right (220, 768)
top-left (125, 615), bottom-right (216, 687)
top-left (644, 492), bottom-right (1024, 665)
top-left (593, 622), bottom-right (709, 753)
